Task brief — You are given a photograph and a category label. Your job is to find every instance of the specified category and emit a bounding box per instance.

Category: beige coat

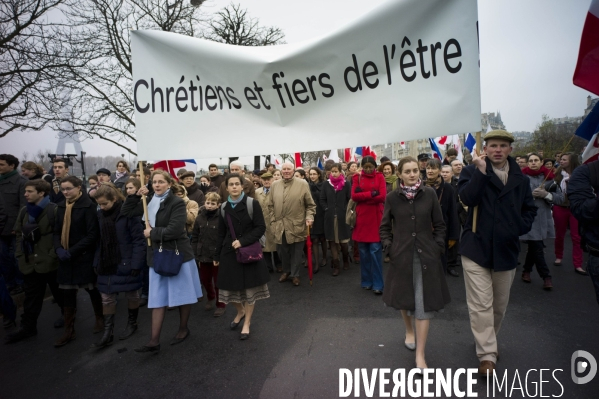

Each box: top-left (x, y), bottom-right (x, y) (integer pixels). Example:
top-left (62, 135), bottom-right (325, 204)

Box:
top-left (255, 187), bottom-right (277, 252)
top-left (182, 197), bottom-right (199, 234)
top-left (267, 178), bottom-right (316, 244)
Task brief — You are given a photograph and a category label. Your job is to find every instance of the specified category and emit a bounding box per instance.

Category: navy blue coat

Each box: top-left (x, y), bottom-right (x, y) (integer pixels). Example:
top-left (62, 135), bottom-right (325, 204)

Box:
top-left (568, 161), bottom-right (599, 249)
top-left (458, 157), bottom-right (537, 271)
top-left (94, 207), bottom-right (146, 294)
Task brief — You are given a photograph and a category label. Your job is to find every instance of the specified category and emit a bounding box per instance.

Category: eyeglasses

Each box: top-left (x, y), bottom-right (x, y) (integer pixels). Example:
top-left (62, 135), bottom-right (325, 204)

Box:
top-left (60, 187), bottom-right (76, 192)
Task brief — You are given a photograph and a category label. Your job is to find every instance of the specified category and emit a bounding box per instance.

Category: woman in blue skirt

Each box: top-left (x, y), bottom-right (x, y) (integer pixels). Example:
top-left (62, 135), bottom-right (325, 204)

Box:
top-left (122, 170), bottom-right (202, 353)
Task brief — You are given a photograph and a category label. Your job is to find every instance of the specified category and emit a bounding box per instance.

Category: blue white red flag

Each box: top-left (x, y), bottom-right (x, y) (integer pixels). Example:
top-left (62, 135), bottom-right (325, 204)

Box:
top-left (576, 100), bottom-right (599, 164)
top-left (153, 159), bottom-right (197, 180)
top-left (429, 139), bottom-right (443, 161)
top-left (573, 0), bottom-right (599, 95)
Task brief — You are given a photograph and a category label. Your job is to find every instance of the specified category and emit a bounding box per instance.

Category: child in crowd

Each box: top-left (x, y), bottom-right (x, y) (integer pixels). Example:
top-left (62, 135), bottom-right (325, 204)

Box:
top-left (125, 177), bottom-right (141, 196)
top-left (191, 192), bottom-right (226, 317)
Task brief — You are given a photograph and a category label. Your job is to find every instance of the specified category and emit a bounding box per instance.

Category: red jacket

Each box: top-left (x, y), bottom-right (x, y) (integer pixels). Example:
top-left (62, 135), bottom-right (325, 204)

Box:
top-left (351, 171), bottom-right (386, 242)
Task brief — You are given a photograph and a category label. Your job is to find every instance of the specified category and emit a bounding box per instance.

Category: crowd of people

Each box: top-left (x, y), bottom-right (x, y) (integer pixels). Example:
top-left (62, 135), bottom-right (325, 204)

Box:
top-left (1, 129), bottom-right (598, 377)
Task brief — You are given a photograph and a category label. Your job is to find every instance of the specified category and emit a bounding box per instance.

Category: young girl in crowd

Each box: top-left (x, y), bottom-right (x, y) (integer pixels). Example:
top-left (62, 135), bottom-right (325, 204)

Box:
top-left (520, 153), bottom-right (555, 290)
top-left (546, 152), bottom-right (587, 275)
top-left (272, 170), bottom-right (282, 181)
top-left (123, 170), bottom-right (202, 353)
top-left (380, 157), bottom-right (450, 372)
top-left (320, 163), bottom-right (352, 276)
top-left (351, 156), bottom-right (386, 294)
top-left (191, 192), bottom-right (226, 317)
top-left (92, 184), bottom-right (145, 348)
top-left (214, 174), bottom-right (270, 340)
top-left (125, 177), bottom-right (141, 197)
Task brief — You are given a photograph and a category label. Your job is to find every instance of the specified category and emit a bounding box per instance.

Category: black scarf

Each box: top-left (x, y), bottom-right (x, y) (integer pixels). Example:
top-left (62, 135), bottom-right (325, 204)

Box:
top-left (98, 201), bottom-right (122, 275)
top-left (187, 182), bottom-right (200, 195)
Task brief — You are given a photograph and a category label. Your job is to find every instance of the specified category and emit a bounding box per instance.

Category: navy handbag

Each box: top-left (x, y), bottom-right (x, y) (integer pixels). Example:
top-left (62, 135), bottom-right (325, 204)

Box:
top-left (152, 231), bottom-right (184, 277)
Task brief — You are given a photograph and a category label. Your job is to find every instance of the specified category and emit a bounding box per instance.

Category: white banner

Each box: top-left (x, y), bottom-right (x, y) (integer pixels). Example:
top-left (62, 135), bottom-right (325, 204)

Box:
top-left (132, 0), bottom-right (481, 160)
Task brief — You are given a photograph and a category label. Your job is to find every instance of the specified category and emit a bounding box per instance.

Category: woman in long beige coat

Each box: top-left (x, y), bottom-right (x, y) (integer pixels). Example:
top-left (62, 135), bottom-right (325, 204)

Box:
top-left (380, 157), bottom-right (450, 373)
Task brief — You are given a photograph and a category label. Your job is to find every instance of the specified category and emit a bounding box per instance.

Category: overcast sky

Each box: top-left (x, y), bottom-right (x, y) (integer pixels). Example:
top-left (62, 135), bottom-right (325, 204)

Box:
top-left (1, 0), bottom-right (594, 161)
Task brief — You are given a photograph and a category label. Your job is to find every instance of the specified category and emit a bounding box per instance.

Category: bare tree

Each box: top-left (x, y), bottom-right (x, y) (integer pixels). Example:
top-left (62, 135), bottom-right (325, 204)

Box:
top-left (40, 1), bottom-right (284, 156)
top-left (0, 0), bottom-right (68, 138)
top-left (205, 3), bottom-right (285, 46)
top-left (514, 114), bottom-right (586, 156)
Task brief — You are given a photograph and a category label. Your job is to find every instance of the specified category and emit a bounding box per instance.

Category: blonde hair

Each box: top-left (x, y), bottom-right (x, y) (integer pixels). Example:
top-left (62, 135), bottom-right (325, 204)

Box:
top-left (205, 192), bottom-right (221, 203)
top-left (151, 170), bottom-right (175, 185)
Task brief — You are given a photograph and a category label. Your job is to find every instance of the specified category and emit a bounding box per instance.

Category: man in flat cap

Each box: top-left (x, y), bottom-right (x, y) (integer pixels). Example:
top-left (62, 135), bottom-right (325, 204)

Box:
top-left (457, 130), bottom-right (537, 377)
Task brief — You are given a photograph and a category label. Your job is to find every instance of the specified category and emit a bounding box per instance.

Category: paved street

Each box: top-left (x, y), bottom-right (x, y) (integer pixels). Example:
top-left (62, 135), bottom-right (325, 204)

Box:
top-left (1, 234), bottom-right (598, 398)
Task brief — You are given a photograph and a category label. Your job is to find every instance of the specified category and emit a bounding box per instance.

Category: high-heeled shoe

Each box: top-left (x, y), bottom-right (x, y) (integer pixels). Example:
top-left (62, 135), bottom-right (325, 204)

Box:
top-left (134, 344), bottom-right (160, 353)
top-left (230, 314), bottom-right (245, 330)
top-left (240, 332), bottom-right (250, 340)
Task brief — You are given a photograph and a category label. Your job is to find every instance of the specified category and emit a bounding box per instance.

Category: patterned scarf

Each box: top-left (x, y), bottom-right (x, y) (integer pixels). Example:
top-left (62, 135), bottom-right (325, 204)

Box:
top-left (400, 179), bottom-right (422, 199)
top-left (60, 191), bottom-right (82, 250)
top-left (425, 175), bottom-right (443, 190)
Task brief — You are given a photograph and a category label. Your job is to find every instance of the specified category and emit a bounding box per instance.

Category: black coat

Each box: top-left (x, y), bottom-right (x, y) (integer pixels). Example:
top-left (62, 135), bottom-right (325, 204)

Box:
top-left (450, 176), bottom-right (468, 225)
top-left (94, 207), bottom-right (145, 294)
top-left (319, 180), bottom-right (351, 241)
top-left (380, 186), bottom-right (450, 312)
top-left (191, 208), bottom-right (220, 263)
top-left (121, 193), bottom-right (194, 266)
top-left (214, 196), bottom-right (270, 291)
top-left (430, 181), bottom-right (460, 241)
top-left (309, 181), bottom-right (326, 235)
top-left (458, 157), bottom-right (537, 271)
top-left (186, 182), bottom-right (206, 207)
top-left (569, 161), bottom-right (599, 249)
top-left (53, 191), bottom-right (100, 285)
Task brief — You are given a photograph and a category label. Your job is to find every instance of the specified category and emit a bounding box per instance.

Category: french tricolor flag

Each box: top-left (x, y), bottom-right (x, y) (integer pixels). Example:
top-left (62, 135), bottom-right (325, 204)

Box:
top-left (573, 0), bottom-right (599, 95)
top-left (576, 100), bottom-right (599, 164)
top-left (153, 159), bottom-right (197, 180)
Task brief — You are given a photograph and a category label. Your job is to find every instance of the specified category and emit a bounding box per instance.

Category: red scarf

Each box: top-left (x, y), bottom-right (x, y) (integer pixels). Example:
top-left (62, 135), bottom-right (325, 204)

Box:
top-left (329, 175), bottom-right (345, 192)
top-left (522, 165), bottom-right (554, 180)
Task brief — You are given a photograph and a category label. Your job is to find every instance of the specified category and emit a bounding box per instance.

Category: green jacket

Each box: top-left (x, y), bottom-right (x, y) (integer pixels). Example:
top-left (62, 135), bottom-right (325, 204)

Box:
top-left (14, 204), bottom-right (59, 274)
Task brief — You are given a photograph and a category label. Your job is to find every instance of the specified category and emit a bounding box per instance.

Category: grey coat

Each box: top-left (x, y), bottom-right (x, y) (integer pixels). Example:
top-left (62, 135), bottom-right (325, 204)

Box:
top-left (519, 174), bottom-right (555, 241)
top-left (380, 186), bottom-right (450, 312)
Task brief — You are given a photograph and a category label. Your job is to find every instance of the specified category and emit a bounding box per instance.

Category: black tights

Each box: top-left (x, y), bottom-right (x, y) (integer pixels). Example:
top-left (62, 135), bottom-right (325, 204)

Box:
top-left (62, 287), bottom-right (102, 308)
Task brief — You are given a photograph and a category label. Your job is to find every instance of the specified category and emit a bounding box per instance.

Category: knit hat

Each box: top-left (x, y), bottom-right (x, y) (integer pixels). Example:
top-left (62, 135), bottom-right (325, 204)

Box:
top-left (361, 156), bottom-right (377, 168)
top-left (179, 171), bottom-right (195, 180)
top-left (96, 168), bottom-right (111, 176)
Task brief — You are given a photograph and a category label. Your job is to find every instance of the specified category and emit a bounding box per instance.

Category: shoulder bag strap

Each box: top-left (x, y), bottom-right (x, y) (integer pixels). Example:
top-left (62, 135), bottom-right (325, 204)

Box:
top-left (226, 213), bottom-right (237, 240)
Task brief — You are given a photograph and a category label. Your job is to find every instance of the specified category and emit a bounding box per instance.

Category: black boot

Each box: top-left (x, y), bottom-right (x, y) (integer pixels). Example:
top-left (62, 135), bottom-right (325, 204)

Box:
top-left (119, 308), bottom-right (138, 340)
top-left (93, 314), bottom-right (114, 348)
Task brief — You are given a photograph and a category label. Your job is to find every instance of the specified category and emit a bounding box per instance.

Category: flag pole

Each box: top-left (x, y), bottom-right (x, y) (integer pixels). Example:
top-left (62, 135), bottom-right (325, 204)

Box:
top-left (472, 132), bottom-right (482, 233)
top-left (138, 161), bottom-right (152, 246)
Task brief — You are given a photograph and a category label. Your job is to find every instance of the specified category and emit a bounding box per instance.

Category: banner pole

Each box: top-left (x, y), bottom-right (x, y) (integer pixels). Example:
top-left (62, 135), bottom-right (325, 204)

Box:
top-left (138, 161), bottom-right (152, 247)
top-left (472, 131), bottom-right (482, 233)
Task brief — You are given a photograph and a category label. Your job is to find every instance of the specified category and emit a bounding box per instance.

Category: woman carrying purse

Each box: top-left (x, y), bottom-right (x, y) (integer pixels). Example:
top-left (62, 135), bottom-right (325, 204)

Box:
top-left (122, 170), bottom-right (202, 353)
top-left (214, 174), bottom-right (270, 340)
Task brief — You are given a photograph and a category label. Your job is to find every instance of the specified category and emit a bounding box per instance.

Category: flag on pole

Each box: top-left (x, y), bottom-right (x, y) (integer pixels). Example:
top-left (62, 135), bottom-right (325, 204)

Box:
top-left (362, 146), bottom-right (372, 157)
top-left (573, 0), bottom-right (599, 95)
top-left (294, 153), bottom-right (303, 168)
top-left (355, 147), bottom-right (363, 157)
top-left (317, 157), bottom-right (324, 170)
top-left (327, 149), bottom-right (340, 163)
top-left (370, 148), bottom-right (378, 160)
top-left (271, 154), bottom-right (282, 168)
top-left (344, 148), bottom-right (352, 162)
top-left (576, 100), bottom-right (599, 163)
top-left (153, 159), bottom-right (197, 180)
top-left (399, 142), bottom-right (406, 149)
top-left (465, 133), bottom-right (476, 152)
top-left (429, 139), bottom-right (443, 161)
